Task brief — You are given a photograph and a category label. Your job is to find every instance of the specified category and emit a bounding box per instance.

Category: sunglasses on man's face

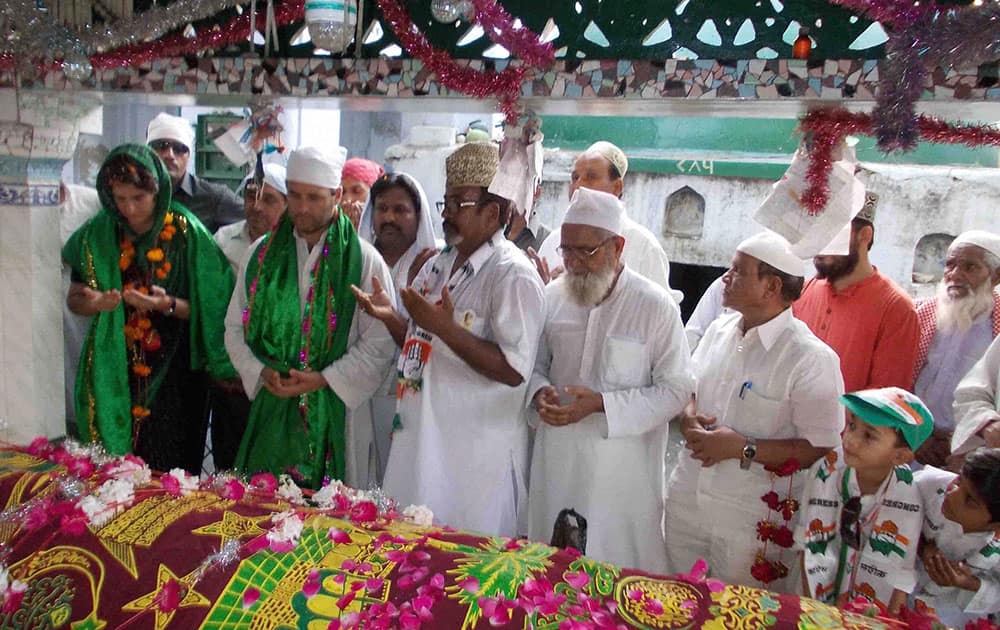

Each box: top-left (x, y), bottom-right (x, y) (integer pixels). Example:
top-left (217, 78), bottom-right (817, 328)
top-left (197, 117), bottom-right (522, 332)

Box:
top-left (149, 139), bottom-right (190, 155)
top-left (840, 496), bottom-right (862, 550)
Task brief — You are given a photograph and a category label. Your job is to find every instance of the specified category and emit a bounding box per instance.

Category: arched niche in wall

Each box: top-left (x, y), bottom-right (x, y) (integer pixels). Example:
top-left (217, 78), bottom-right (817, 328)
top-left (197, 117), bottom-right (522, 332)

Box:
top-left (663, 185), bottom-right (705, 239)
top-left (912, 232), bottom-right (956, 285)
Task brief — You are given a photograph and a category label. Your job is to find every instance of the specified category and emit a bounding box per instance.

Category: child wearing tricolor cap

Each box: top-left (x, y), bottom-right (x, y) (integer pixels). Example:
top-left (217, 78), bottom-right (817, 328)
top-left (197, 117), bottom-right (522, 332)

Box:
top-left (912, 447), bottom-right (1000, 628)
top-left (797, 387), bottom-right (933, 614)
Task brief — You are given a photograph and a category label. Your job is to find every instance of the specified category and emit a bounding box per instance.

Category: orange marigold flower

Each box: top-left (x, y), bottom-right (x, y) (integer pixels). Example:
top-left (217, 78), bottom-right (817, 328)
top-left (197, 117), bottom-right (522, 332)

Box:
top-left (131, 406), bottom-right (151, 419)
top-left (137, 317), bottom-right (152, 330)
top-left (123, 325), bottom-right (140, 341)
top-left (132, 364), bottom-right (152, 377)
top-left (155, 268), bottom-right (168, 280)
top-left (163, 213), bottom-right (174, 225)
top-left (146, 248), bottom-right (165, 263)
top-left (161, 262), bottom-right (171, 273)
top-left (138, 286), bottom-right (149, 295)
top-left (119, 256), bottom-right (132, 271)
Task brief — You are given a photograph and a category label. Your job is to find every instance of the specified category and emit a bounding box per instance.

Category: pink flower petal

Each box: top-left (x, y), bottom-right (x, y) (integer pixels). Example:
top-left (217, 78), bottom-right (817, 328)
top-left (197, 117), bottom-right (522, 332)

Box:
top-left (327, 527), bottom-right (352, 544)
top-left (564, 571), bottom-right (589, 589)
top-left (242, 587), bottom-right (261, 609)
top-left (642, 599), bottom-right (664, 616)
top-left (365, 578), bottom-right (384, 593)
top-left (459, 576), bottom-right (480, 593)
top-left (429, 573), bottom-right (445, 589)
top-left (339, 611), bottom-right (361, 629)
top-left (268, 539), bottom-right (296, 553)
top-left (706, 578), bottom-right (725, 593)
top-left (332, 573), bottom-right (347, 585)
top-left (626, 588), bottom-right (643, 601)
top-left (302, 579), bottom-right (321, 598)
top-left (337, 590), bottom-right (358, 609)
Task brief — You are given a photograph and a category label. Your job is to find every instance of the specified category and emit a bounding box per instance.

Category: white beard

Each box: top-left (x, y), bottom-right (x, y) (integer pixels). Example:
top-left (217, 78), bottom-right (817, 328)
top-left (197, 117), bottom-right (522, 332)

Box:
top-left (565, 265), bottom-right (617, 307)
top-left (936, 280), bottom-right (994, 333)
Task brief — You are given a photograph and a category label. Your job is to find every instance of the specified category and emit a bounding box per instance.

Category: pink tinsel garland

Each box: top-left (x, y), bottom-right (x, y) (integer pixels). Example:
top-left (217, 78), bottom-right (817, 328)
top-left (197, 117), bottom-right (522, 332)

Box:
top-left (799, 108), bottom-right (1000, 213)
top-left (376, 0), bottom-right (544, 122)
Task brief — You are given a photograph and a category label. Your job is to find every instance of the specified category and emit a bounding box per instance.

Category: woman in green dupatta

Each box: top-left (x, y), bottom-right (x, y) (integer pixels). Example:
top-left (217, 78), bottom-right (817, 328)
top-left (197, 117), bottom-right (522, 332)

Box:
top-left (63, 143), bottom-right (236, 474)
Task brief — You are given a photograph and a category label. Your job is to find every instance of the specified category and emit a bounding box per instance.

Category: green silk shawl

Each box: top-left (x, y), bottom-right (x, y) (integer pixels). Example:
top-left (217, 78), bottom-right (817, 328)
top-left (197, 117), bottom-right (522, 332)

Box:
top-left (62, 143), bottom-right (237, 455)
top-left (235, 211), bottom-right (361, 488)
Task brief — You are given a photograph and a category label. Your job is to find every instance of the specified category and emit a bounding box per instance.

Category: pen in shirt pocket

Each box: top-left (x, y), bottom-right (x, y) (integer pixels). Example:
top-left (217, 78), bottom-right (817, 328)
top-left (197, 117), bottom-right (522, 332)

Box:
top-left (739, 381), bottom-right (753, 399)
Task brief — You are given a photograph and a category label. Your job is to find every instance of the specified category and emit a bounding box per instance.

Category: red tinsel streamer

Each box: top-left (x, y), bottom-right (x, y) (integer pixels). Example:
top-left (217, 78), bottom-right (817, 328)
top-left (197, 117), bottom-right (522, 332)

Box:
top-left (468, 0), bottom-right (554, 68)
top-left (376, 0), bottom-right (529, 123)
top-left (798, 108), bottom-right (1000, 213)
top-left (827, 0), bottom-right (934, 27)
top-left (0, 0), bottom-right (305, 72)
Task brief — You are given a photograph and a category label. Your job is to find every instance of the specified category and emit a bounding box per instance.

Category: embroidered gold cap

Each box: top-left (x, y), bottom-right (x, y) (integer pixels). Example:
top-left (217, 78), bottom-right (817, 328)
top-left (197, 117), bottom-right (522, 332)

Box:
top-left (446, 142), bottom-right (499, 189)
top-left (856, 191), bottom-right (878, 224)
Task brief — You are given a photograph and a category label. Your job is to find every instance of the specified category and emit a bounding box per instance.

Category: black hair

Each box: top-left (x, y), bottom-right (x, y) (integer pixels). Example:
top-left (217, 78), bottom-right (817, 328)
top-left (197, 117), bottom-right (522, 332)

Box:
top-left (478, 189), bottom-right (512, 226)
top-left (99, 153), bottom-right (159, 195)
top-left (370, 173), bottom-right (422, 212)
top-left (961, 447), bottom-right (1000, 522)
top-left (894, 428), bottom-right (909, 448)
top-left (757, 261), bottom-right (805, 303)
top-left (852, 217), bottom-right (874, 251)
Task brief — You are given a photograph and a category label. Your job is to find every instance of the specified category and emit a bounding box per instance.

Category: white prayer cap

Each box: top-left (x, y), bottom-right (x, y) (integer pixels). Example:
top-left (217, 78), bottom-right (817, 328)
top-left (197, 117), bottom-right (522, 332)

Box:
top-left (562, 187), bottom-right (624, 236)
top-left (146, 113), bottom-right (195, 150)
top-left (584, 141), bottom-right (628, 178)
top-left (952, 230), bottom-right (1000, 259)
top-left (240, 163), bottom-right (288, 196)
top-left (737, 230), bottom-right (806, 277)
top-left (287, 146), bottom-right (348, 190)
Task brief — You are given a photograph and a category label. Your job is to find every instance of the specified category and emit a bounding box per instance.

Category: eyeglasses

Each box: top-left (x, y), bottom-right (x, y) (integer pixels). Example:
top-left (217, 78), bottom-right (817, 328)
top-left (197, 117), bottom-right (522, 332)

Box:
top-left (436, 199), bottom-right (479, 215)
top-left (557, 238), bottom-right (612, 260)
top-left (149, 139), bottom-right (190, 155)
top-left (840, 496), bottom-right (862, 550)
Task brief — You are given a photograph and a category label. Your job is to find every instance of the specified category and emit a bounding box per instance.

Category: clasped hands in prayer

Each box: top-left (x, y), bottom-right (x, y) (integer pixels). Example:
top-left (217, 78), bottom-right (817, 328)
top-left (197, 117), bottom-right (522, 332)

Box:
top-left (681, 393), bottom-right (745, 467)
top-left (261, 366), bottom-right (327, 398)
top-left (533, 386), bottom-right (604, 426)
top-left (78, 284), bottom-right (171, 313)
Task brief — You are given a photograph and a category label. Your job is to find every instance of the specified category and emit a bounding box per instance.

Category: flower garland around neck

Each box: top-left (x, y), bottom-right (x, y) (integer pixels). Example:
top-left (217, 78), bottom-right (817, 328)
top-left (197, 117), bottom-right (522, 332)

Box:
top-left (751, 458), bottom-right (801, 585)
top-left (242, 223), bottom-right (338, 425)
top-left (120, 212), bottom-right (176, 436)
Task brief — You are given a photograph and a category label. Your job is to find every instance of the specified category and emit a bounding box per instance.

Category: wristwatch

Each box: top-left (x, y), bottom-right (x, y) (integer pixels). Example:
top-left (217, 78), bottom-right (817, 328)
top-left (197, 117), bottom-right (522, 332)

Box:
top-left (739, 436), bottom-right (757, 470)
top-left (164, 296), bottom-right (177, 317)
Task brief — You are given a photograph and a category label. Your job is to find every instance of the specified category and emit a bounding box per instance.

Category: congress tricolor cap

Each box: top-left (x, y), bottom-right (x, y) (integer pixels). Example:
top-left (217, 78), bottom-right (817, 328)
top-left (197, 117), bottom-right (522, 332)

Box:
top-left (839, 387), bottom-right (934, 451)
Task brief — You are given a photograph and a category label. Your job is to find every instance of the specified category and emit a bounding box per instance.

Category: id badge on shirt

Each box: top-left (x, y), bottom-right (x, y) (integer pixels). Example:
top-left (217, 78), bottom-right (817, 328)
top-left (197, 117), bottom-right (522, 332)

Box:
top-left (396, 327), bottom-right (433, 399)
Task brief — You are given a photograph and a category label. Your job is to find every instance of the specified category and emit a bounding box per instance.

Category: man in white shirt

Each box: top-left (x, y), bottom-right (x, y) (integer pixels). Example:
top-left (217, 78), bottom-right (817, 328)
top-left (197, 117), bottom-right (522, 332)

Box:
top-left (210, 164), bottom-right (287, 470)
top-left (664, 231), bottom-right (844, 591)
top-left (380, 142), bottom-right (545, 536)
top-left (215, 164), bottom-right (288, 274)
top-left (533, 141), bottom-right (680, 302)
top-left (911, 230), bottom-right (1000, 467)
top-left (953, 334), bottom-right (1000, 456)
top-left (224, 146), bottom-right (395, 490)
top-left (527, 187), bottom-right (693, 573)
top-left (355, 172), bottom-right (440, 483)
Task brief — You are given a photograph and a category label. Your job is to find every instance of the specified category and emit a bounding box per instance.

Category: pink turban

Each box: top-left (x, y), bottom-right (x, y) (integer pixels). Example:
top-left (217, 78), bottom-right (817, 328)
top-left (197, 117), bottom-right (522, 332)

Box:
top-left (342, 158), bottom-right (384, 188)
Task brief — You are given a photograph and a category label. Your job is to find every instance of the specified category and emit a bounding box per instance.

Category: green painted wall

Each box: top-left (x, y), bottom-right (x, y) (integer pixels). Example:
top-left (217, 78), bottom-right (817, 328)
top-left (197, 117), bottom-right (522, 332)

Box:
top-left (540, 115), bottom-right (1000, 178)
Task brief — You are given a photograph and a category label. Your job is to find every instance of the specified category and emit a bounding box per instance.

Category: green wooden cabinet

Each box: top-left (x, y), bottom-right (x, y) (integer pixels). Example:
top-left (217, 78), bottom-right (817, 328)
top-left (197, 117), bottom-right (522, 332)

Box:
top-left (195, 113), bottom-right (246, 192)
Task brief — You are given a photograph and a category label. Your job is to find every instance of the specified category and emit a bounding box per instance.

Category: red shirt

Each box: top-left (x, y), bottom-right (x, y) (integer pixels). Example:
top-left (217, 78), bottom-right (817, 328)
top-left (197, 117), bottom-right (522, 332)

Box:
top-left (792, 270), bottom-right (919, 394)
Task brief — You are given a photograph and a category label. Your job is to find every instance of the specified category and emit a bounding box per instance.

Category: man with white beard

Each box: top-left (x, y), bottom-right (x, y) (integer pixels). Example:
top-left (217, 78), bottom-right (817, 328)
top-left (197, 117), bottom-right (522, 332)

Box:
top-left (912, 231), bottom-right (1000, 467)
top-left (527, 187), bottom-right (693, 574)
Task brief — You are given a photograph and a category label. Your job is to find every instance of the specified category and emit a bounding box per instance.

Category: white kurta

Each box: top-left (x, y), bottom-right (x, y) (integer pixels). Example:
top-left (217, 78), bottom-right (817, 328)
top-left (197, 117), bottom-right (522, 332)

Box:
top-left (664, 308), bottom-right (845, 590)
top-left (214, 220), bottom-right (253, 275)
top-left (684, 275), bottom-right (729, 353)
top-left (914, 466), bottom-right (1000, 628)
top-left (224, 230), bottom-right (396, 490)
top-left (383, 230), bottom-right (545, 537)
top-left (526, 267), bottom-right (693, 573)
top-left (357, 173), bottom-right (441, 483)
top-left (537, 217), bottom-right (681, 302)
top-left (952, 334), bottom-right (1000, 455)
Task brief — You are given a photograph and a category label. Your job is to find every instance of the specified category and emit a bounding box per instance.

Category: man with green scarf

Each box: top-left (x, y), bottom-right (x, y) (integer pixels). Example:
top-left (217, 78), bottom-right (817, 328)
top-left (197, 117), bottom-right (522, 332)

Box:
top-left (224, 146), bottom-right (396, 490)
top-left (63, 144), bottom-right (236, 473)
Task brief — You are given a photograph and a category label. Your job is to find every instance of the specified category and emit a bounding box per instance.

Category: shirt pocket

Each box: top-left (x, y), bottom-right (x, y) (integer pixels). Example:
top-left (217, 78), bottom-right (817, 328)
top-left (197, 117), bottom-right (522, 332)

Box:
top-left (601, 336), bottom-right (648, 388)
top-left (729, 387), bottom-right (785, 438)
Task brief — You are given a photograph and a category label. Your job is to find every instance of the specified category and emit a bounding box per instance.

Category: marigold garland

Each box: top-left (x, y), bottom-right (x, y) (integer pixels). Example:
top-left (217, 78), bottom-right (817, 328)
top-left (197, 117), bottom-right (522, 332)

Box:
top-left (120, 212), bottom-right (175, 434)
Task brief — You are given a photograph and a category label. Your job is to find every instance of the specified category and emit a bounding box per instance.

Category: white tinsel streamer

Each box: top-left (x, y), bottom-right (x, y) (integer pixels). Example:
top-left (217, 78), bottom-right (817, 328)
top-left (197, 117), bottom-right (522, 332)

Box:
top-left (0, 0), bottom-right (244, 59)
